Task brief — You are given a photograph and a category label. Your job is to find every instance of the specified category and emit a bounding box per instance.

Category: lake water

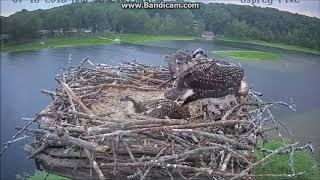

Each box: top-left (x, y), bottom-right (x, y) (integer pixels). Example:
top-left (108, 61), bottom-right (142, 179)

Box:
top-left (1, 40), bottom-right (320, 179)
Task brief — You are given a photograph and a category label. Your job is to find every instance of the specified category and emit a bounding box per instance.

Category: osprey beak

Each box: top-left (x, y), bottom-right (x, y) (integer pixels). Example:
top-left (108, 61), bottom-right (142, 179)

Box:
top-left (238, 79), bottom-right (250, 96)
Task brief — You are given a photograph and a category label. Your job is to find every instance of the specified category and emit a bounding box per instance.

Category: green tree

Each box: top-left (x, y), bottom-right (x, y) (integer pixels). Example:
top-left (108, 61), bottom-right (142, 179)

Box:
top-left (0, 16), bottom-right (8, 34)
top-left (8, 9), bottom-right (41, 40)
top-left (4, 1), bottom-right (320, 49)
top-left (147, 13), bottom-right (162, 34)
top-left (161, 15), bottom-right (176, 34)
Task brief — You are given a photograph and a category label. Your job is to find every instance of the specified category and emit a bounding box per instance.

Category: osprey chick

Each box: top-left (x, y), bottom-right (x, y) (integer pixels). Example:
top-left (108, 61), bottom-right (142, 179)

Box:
top-left (121, 96), bottom-right (190, 119)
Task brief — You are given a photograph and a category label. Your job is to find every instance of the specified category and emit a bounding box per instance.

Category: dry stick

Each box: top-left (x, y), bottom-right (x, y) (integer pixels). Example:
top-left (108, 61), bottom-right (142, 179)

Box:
top-left (112, 136), bottom-right (119, 175)
top-left (43, 133), bottom-right (109, 153)
top-left (60, 81), bottom-right (93, 115)
top-left (28, 147), bottom-right (237, 179)
top-left (96, 116), bottom-right (188, 128)
top-left (222, 103), bottom-right (258, 121)
top-left (86, 59), bottom-right (98, 68)
top-left (68, 110), bottom-right (117, 122)
top-left (230, 143), bottom-right (298, 180)
top-left (86, 68), bottom-right (145, 86)
top-left (127, 155), bottom-right (147, 179)
top-left (172, 129), bottom-right (252, 150)
top-left (222, 101), bottom-right (295, 122)
top-left (0, 117), bottom-right (39, 157)
top-left (220, 153), bottom-right (232, 171)
top-left (120, 136), bottom-right (143, 179)
top-left (28, 142), bottom-right (48, 159)
top-left (65, 83), bottom-right (106, 180)
top-left (89, 120), bottom-right (250, 139)
top-left (257, 143), bottom-right (314, 174)
top-left (38, 111), bottom-right (113, 124)
top-left (208, 143), bottom-right (252, 165)
top-left (99, 161), bottom-right (237, 178)
top-left (218, 150), bottom-right (226, 171)
top-left (84, 149), bottom-right (106, 180)
top-left (77, 57), bottom-right (90, 68)
top-left (71, 83), bottom-right (158, 92)
top-left (128, 71), bottom-right (165, 82)
top-left (157, 78), bottom-right (173, 88)
top-left (2, 135), bottom-right (31, 146)
top-left (165, 133), bottom-right (191, 148)
top-left (288, 148), bottom-right (295, 174)
top-left (63, 83), bottom-right (82, 126)
top-left (250, 93), bottom-right (294, 140)
top-left (157, 146), bottom-right (220, 163)
top-left (41, 89), bottom-right (62, 97)
top-left (141, 147), bottom-right (166, 180)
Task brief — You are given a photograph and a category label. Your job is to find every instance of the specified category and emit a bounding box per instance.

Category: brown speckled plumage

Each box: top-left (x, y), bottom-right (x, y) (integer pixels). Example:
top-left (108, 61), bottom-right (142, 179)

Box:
top-left (166, 49), bottom-right (193, 78)
top-left (165, 61), bottom-right (244, 105)
top-left (122, 96), bottom-right (190, 119)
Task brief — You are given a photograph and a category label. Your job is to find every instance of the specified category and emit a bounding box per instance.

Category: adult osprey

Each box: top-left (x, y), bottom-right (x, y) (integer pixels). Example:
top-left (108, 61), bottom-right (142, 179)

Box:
top-left (121, 96), bottom-right (190, 119)
top-left (164, 60), bottom-right (249, 105)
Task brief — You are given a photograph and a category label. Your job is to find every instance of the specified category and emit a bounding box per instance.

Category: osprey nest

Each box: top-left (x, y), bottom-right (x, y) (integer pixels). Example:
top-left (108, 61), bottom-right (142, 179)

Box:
top-left (2, 50), bottom-right (314, 180)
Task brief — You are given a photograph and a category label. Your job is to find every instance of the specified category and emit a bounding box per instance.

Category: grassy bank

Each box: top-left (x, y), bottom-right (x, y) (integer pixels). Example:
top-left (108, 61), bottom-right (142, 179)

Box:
top-left (215, 37), bottom-right (320, 55)
top-left (211, 50), bottom-right (281, 61)
top-left (255, 140), bottom-right (319, 180)
top-left (1, 33), bottom-right (196, 53)
top-left (112, 33), bottom-right (196, 44)
top-left (1, 36), bottom-right (113, 53)
top-left (16, 171), bottom-right (68, 180)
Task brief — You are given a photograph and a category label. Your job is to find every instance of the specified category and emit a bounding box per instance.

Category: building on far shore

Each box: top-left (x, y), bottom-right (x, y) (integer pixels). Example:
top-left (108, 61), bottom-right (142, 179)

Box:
top-left (52, 29), bottom-right (64, 36)
top-left (65, 28), bottom-right (78, 33)
top-left (82, 29), bottom-right (92, 33)
top-left (38, 30), bottom-right (49, 38)
top-left (201, 31), bottom-right (215, 40)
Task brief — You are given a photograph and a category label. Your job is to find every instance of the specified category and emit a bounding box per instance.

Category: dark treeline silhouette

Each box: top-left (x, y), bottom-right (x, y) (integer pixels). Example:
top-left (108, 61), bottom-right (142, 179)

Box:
top-left (1, 1), bottom-right (320, 49)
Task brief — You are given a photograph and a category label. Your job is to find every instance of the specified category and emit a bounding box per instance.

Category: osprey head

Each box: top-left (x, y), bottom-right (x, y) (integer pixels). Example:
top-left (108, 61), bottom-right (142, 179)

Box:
top-left (120, 95), bottom-right (137, 114)
top-left (237, 79), bottom-right (250, 96)
top-left (120, 95), bottom-right (135, 102)
top-left (192, 48), bottom-right (207, 58)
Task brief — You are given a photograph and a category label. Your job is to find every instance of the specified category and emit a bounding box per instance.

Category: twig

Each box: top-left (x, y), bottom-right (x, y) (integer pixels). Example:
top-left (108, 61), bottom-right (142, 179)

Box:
top-left (60, 81), bottom-right (93, 114)
top-left (141, 147), bottom-right (166, 180)
top-left (1, 117), bottom-right (39, 157)
top-left (230, 143), bottom-right (299, 180)
top-left (28, 141), bottom-right (48, 159)
top-left (84, 149), bottom-right (106, 180)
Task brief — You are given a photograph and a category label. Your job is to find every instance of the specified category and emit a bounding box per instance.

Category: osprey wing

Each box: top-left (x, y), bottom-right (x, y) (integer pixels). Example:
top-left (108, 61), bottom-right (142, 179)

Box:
top-left (176, 62), bottom-right (244, 90)
top-left (166, 49), bottom-right (193, 77)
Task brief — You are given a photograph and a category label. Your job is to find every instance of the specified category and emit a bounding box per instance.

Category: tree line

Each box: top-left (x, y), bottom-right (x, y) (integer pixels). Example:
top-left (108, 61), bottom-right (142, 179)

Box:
top-left (1, 1), bottom-right (320, 49)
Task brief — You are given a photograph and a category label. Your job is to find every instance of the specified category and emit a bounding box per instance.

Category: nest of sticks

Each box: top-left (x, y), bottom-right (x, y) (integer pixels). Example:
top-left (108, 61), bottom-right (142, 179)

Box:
top-left (1, 57), bottom-right (315, 180)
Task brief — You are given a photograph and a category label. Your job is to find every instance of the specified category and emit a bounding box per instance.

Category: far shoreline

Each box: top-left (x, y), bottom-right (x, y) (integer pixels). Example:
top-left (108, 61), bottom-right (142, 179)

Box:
top-left (1, 33), bottom-right (320, 56)
top-left (215, 36), bottom-right (320, 56)
top-left (0, 33), bottom-right (196, 53)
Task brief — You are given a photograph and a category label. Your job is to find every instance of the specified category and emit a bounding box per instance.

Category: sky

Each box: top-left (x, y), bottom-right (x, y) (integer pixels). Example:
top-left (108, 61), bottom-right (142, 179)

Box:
top-left (0, 0), bottom-right (319, 18)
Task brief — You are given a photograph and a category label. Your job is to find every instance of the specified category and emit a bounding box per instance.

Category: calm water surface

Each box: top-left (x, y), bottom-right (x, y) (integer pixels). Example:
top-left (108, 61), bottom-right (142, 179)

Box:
top-left (1, 40), bottom-right (320, 179)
